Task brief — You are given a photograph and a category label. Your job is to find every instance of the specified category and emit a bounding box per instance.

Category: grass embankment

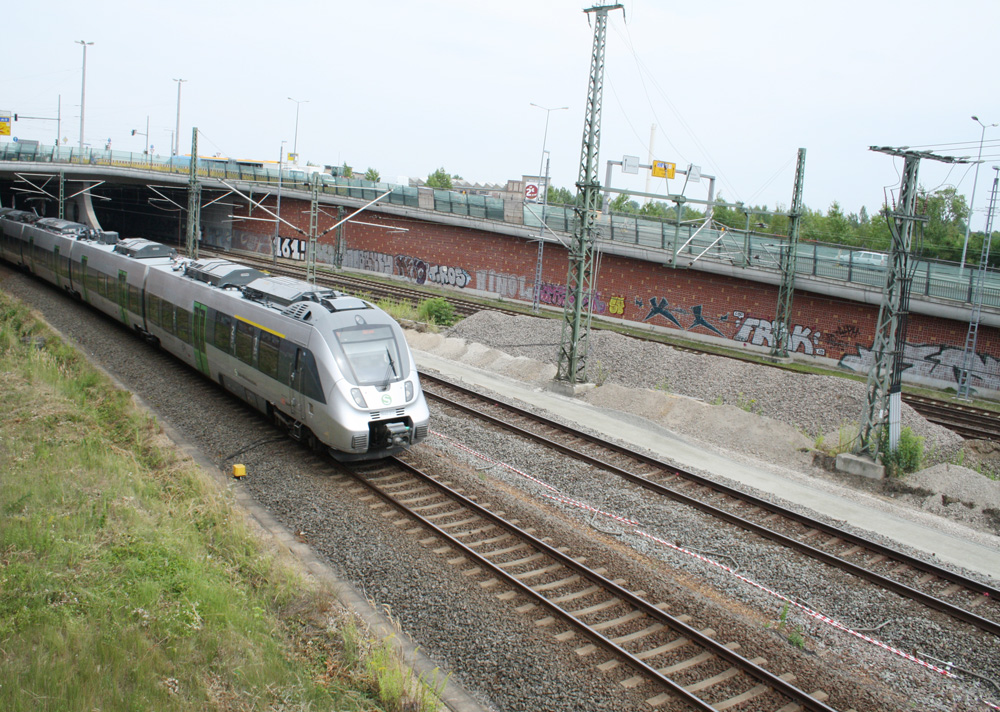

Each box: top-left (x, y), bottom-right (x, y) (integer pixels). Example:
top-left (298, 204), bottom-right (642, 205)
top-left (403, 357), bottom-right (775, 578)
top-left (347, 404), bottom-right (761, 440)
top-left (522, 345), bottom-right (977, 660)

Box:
top-left (0, 293), bottom-right (441, 711)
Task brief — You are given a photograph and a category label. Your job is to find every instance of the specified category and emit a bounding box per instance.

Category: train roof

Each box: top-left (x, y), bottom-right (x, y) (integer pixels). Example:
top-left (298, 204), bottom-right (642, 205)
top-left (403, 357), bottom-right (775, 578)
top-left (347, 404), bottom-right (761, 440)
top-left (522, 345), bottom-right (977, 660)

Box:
top-left (242, 275), bottom-right (342, 307)
top-left (113, 238), bottom-right (177, 259)
top-left (184, 258), bottom-right (265, 288)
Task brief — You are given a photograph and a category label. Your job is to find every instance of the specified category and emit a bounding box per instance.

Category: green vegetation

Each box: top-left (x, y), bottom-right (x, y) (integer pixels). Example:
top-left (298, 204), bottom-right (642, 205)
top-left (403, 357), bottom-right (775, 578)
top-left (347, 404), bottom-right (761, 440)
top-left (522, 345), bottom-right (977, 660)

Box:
top-left (424, 168), bottom-right (453, 190)
top-left (768, 603), bottom-right (806, 650)
top-left (880, 426), bottom-right (925, 478)
top-left (364, 167), bottom-right (381, 183)
top-left (0, 293), bottom-right (441, 712)
top-left (416, 297), bottom-right (457, 327)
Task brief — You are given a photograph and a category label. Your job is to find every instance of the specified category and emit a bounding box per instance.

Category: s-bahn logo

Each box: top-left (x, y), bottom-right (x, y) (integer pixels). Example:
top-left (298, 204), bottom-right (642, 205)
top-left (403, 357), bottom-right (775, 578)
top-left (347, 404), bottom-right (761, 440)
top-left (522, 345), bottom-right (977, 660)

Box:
top-left (381, 394), bottom-right (392, 406)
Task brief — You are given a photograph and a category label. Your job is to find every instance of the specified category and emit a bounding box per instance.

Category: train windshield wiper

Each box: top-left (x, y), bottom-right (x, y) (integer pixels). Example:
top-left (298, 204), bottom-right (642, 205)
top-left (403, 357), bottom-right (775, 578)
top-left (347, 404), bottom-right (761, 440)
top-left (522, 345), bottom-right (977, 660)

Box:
top-left (381, 348), bottom-right (397, 389)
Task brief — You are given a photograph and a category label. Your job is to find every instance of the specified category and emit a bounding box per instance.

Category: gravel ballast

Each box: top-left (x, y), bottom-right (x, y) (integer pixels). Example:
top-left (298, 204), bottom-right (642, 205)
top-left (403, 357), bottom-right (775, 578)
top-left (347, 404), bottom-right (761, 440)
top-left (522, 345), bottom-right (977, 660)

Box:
top-left (6, 265), bottom-right (1000, 711)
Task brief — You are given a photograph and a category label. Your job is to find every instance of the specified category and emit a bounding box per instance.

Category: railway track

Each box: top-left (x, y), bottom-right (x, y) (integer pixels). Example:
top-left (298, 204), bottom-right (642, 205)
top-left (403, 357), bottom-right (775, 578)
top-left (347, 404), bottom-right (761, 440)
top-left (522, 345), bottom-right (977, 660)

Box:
top-left (333, 454), bottom-right (837, 711)
top-left (194, 247), bottom-right (527, 320)
top-left (902, 393), bottom-right (1000, 441)
top-left (195, 246), bottom-right (1000, 443)
top-left (420, 372), bottom-right (1000, 640)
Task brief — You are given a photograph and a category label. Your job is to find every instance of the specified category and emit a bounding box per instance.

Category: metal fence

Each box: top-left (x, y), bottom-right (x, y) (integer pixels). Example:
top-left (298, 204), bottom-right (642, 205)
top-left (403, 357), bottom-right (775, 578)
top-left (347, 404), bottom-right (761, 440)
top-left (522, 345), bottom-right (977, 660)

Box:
top-left (3, 143), bottom-right (998, 308)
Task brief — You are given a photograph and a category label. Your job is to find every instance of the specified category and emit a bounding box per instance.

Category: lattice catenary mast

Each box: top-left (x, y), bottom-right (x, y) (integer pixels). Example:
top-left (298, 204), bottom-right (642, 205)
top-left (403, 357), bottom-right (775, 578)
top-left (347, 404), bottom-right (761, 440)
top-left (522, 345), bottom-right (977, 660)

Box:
top-left (856, 146), bottom-right (970, 460)
top-left (770, 148), bottom-right (807, 358)
top-left (556, 2), bottom-right (624, 384)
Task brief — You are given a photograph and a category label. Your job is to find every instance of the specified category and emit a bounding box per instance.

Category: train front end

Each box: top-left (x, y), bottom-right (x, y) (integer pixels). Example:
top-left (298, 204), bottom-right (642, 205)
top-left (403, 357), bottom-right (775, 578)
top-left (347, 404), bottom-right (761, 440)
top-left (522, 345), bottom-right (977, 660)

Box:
top-left (314, 301), bottom-right (430, 461)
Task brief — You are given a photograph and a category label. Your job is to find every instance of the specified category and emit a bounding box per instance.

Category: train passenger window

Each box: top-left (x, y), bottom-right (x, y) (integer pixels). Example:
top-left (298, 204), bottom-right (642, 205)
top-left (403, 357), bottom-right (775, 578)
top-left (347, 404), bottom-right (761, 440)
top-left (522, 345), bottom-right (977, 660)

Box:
top-left (163, 303), bottom-right (176, 335)
top-left (205, 309), bottom-right (216, 346)
top-left (258, 332), bottom-right (280, 379)
top-left (235, 321), bottom-right (255, 365)
top-left (129, 285), bottom-right (142, 314)
top-left (147, 294), bottom-right (161, 327)
top-left (176, 309), bottom-right (191, 343)
top-left (213, 313), bottom-right (234, 354)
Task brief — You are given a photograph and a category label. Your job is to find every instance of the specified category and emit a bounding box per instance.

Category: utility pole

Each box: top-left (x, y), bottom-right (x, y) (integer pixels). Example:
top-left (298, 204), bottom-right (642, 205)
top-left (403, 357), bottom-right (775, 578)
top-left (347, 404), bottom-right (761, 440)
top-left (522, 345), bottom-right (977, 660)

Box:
top-left (556, 2), bottom-right (624, 385)
top-left (856, 147), bottom-right (971, 460)
top-left (770, 148), bottom-right (807, 358)
top-left (185, 128), bottom-right (201, 259)
top-left (75, 40), bottom-right (94, 155)
top-left (173, 79), bottom-right (187, 157)
top-left (307, 173), bottom-right (320, 284)
top-left (957, 166), bottom-right (1000, 399)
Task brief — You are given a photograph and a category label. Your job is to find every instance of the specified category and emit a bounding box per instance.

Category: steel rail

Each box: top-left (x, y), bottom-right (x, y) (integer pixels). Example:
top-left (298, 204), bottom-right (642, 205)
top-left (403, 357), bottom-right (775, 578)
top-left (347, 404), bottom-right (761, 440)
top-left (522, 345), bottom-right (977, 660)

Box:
top-left (340, 456), bottom-right (837, 712)
top-left (421, 373), bottom-right (1000, 638)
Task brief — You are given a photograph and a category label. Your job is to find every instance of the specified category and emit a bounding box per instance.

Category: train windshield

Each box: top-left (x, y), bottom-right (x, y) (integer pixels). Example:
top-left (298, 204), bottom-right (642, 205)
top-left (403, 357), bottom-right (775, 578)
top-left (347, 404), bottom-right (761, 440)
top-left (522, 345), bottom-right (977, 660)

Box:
top-left (334, 324), bottom-right (403, 386)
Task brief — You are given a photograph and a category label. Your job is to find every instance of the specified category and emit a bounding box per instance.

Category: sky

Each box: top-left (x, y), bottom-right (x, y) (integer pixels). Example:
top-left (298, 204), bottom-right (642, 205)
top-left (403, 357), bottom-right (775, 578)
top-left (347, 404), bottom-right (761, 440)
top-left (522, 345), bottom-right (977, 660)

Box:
top-left (5, 0), bottom-right (1000, 223)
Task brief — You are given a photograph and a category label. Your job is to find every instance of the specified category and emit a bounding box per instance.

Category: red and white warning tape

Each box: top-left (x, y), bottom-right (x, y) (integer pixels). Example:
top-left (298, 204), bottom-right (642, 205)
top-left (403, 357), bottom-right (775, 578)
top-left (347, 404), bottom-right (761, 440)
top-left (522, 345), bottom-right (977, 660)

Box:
top-left (430, 430), bottom-right (1000, 706)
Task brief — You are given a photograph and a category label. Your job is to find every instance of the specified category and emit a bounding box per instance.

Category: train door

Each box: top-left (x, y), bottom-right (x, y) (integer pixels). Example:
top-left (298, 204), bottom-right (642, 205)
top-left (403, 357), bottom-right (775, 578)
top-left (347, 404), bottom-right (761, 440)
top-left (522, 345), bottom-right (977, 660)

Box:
top-left (288, 348), bottom-right (308, 424)
top-left (116, 270), bottom-right (128, 323)
top-left (192, 302), bottom-right (210, 375)
top-left (79, 256), bottom-right (90, 302)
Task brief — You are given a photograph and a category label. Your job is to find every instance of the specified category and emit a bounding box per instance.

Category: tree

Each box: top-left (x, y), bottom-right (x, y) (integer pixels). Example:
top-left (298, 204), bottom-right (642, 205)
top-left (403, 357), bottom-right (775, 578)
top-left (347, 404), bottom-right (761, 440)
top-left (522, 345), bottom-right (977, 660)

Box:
top-left (546, 186), bottom-right (577, 206)
top-left (426, 167), bottom-right (452, 190)
top-left (364, 167), bottom-right (381, 182)
top-left (341, 162), bottom-right (354, 179)
top-left (609, 192), bottom-right (635, 213)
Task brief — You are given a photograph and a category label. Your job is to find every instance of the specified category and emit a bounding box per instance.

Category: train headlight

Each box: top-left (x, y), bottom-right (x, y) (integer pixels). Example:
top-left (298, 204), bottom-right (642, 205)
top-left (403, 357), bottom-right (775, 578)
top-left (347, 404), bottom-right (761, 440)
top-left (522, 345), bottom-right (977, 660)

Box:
top-left (350, 388), bottom-right (367, 408)
top-left (405, 381), bottom-right (414, 402)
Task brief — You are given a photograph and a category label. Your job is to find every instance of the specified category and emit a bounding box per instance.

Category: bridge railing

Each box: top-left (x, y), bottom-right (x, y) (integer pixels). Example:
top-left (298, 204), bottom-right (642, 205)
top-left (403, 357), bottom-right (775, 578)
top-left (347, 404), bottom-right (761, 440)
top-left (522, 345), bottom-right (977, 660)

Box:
top-left (3, 143), bottom-right (998, 308)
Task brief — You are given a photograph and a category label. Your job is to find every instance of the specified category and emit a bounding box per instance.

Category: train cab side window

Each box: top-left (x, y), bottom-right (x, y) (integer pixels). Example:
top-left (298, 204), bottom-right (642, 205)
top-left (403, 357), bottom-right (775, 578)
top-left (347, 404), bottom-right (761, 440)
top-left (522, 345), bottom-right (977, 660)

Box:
top-left (258, 332), bottom-right (280, 380)
top-left (235, 320), bottom-right (255, 365)
top-left (213, 313), bottom-right (234, 354)
top-left (277, 340), bottom-right (296, 386)
top-left (296, 349), bottom-right (326, 404)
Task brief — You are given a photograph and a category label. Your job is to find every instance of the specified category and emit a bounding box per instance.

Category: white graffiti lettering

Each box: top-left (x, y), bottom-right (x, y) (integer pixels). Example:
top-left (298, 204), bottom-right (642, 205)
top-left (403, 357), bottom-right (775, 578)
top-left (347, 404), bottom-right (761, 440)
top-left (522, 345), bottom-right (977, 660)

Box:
top-left (734, 318), bottom-right (823, 355)
top-left (428, 264), bottom-right (472, 288)
top-left (344, 248), bottom-right (394, 275)
top-left (841, 343), bottom-right (1000, 390)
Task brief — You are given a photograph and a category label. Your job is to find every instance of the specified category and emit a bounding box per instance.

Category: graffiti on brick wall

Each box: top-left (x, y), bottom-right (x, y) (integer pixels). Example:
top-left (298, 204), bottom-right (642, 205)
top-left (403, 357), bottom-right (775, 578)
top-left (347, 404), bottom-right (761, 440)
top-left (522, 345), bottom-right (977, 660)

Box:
top-left (343, 248), bottom-right (472, 288)
top-left (475, 269), bottom-right (525, 298)
top-left (731, 311), bottom-right (825, 355)
top-left (637, 297), bottom-right (728, 337)
top-left (344, 248), bottom-right (394, 275)
top-left (537, 281), bottom-right (607, 314)
top-left (840, 343), bottom-right (1000, 390)
top-left (427, 263), bottom-right (472, 288)
top-left (822, 324), bottom-right (862, 353)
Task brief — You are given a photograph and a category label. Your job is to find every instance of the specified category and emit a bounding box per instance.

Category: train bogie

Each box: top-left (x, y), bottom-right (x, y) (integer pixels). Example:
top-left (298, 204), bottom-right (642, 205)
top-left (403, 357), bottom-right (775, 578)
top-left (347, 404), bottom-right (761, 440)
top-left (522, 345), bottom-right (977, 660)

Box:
top-left (0, 210), bottom-right (429, 461)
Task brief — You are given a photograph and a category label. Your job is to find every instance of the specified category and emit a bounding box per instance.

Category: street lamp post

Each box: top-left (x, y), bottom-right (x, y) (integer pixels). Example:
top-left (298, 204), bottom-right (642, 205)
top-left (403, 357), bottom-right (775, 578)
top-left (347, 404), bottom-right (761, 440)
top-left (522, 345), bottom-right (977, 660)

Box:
top-left (288, 97), bottom-right (308, 163)
top-left (274, 140), bottom-right (286, 265)
top-left (173, 78), bottom-right (187, 156)
top-left (131, 116), bottom-right (150, 162)
top-left (961, 115), bottom-right (998, 274)
top-left (75, 40), bottom-right (94, 155)
top-left (529, 103), bottom-right (568, 313)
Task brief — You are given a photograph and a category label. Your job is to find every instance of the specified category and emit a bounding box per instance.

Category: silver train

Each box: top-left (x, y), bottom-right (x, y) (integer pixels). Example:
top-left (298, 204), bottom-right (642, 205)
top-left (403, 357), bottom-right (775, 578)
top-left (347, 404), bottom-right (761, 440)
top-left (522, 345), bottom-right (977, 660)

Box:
top-left (0, 208), bottom-right (430, 460)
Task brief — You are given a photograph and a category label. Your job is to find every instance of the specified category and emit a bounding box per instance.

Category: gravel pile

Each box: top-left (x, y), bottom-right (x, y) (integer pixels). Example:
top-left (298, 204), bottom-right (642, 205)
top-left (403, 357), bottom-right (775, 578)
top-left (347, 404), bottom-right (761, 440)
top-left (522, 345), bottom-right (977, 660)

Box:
top-left (447, 311), bottom-right (964, 454)
top-left (439, 311), bottom-right (1000, 535)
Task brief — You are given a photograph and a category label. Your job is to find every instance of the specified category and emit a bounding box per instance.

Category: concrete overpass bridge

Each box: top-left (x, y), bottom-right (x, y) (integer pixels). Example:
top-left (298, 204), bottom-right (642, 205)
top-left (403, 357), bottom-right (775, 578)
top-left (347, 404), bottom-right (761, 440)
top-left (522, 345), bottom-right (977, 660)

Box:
top-left (2, 143), bottom-right (999, 396)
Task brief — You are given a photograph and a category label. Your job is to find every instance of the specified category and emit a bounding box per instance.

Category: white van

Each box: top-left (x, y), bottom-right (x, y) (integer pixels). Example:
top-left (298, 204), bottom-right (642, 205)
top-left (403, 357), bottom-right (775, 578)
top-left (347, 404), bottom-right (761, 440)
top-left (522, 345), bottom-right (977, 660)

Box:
top-left (836, 251), bottom-right (887, 269)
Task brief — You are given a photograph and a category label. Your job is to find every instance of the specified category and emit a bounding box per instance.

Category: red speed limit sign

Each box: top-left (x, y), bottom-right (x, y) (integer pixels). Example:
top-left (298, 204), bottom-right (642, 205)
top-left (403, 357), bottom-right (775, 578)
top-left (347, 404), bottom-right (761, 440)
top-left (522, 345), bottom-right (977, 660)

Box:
top-left (524, 182), bottom-right (539, 201)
